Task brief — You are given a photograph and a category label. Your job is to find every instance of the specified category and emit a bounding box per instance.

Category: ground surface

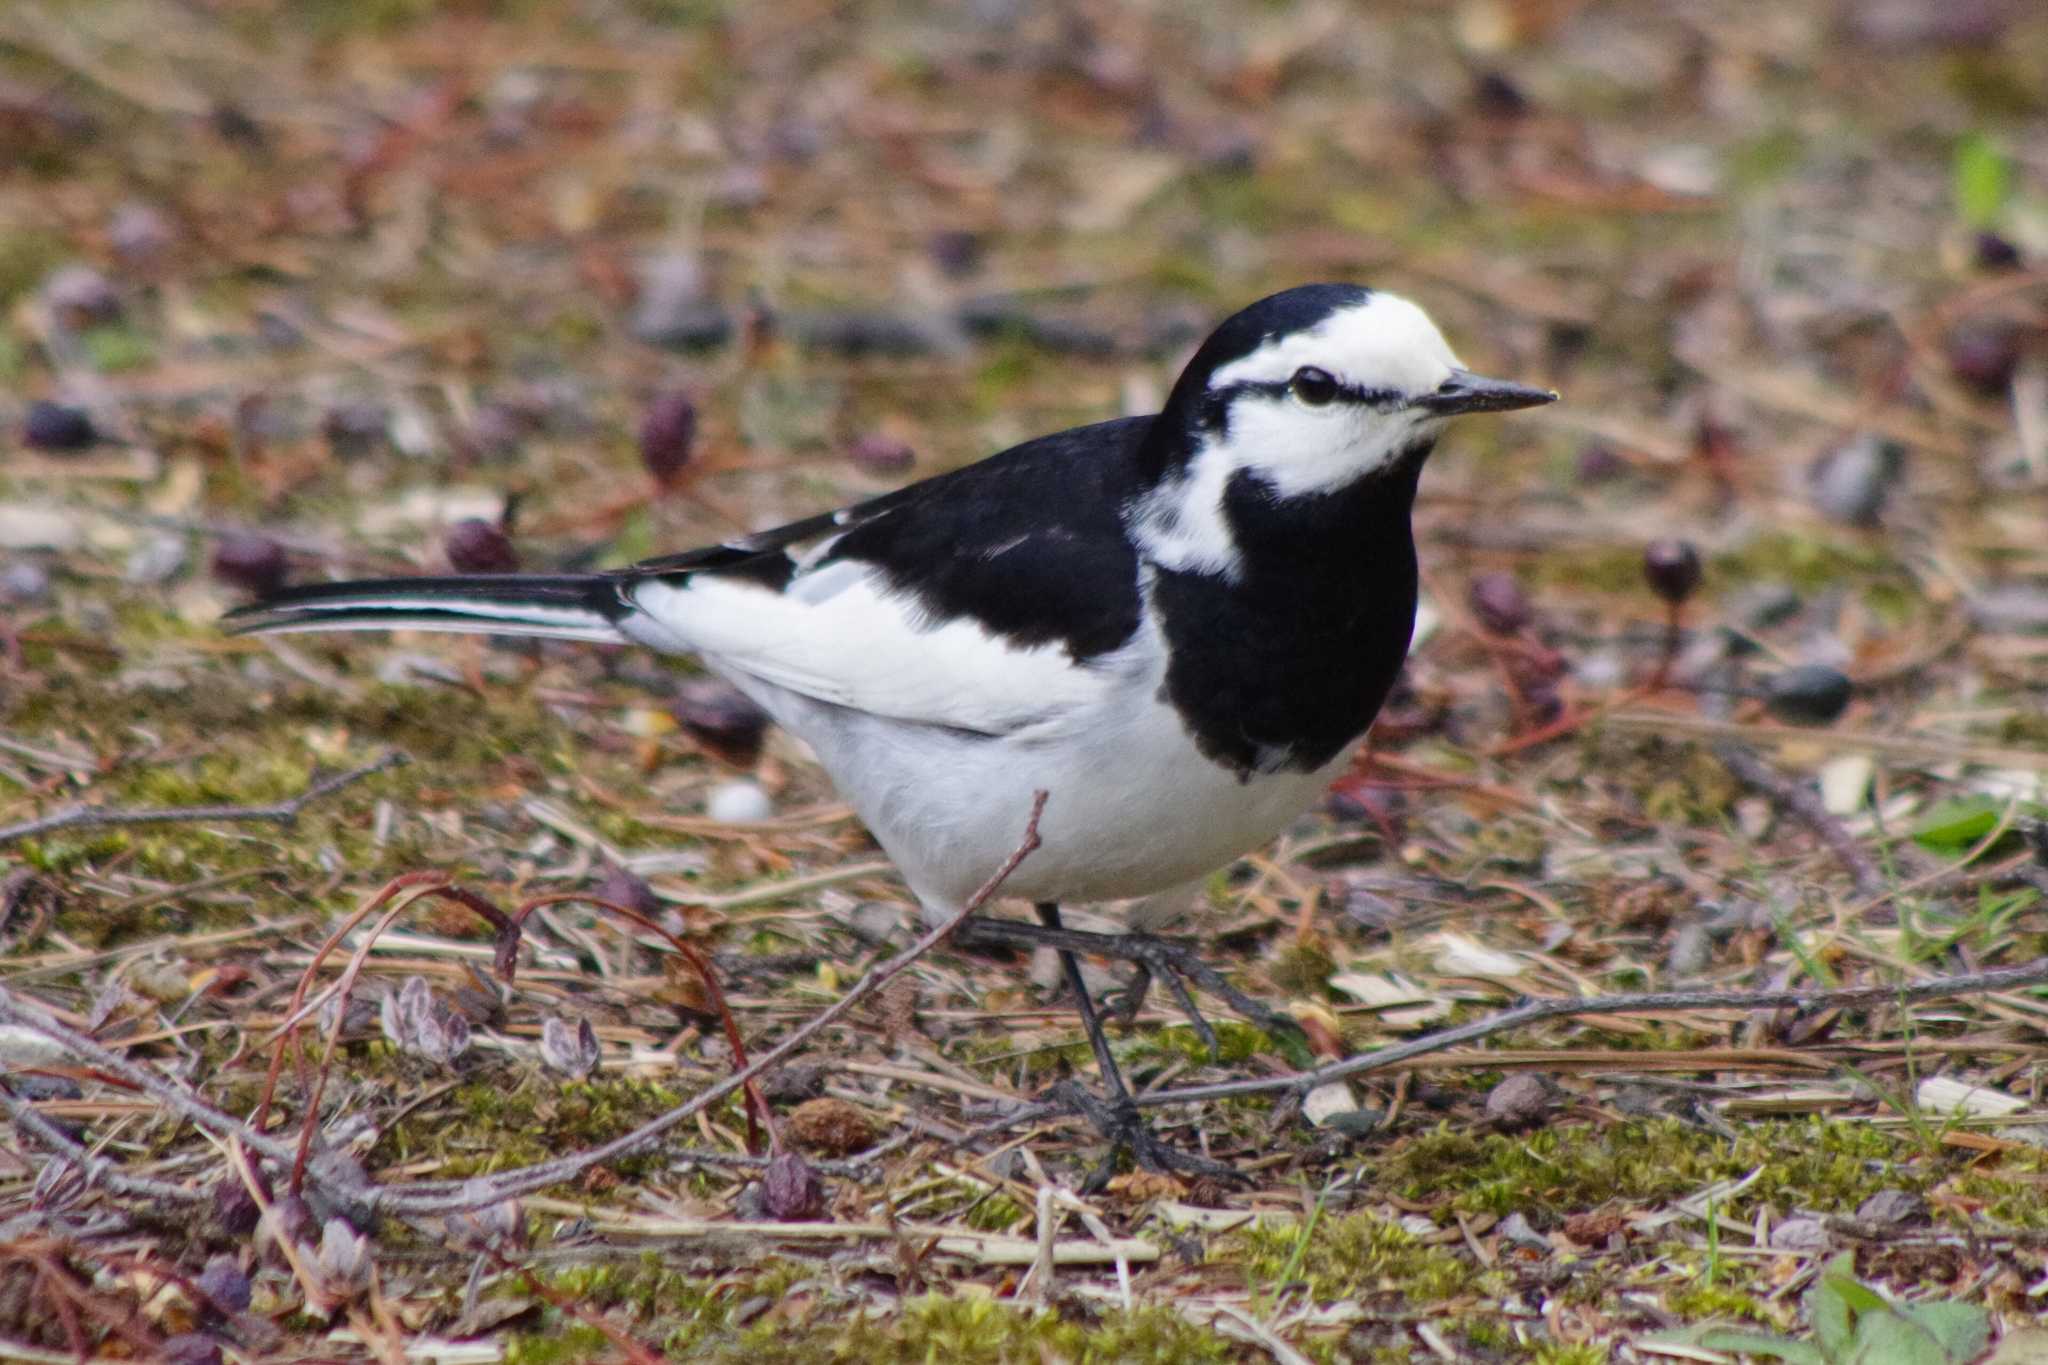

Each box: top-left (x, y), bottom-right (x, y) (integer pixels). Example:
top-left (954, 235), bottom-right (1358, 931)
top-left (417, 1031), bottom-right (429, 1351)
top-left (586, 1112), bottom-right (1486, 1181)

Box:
top-left (3, 1), bottom-right (2048, 1361)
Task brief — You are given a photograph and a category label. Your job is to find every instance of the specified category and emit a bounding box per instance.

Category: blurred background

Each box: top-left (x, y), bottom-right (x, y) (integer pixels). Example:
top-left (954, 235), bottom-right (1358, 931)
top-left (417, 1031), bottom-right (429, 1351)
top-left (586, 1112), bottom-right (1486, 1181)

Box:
top-left (4, 1), bottom-right (2048, 1358)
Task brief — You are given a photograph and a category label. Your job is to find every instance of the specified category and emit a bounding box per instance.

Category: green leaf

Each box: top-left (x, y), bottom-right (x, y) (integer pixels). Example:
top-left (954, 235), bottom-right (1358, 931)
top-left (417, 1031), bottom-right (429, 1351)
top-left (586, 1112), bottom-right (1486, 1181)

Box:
top-left (1954, 132), bottom-right (2013, 228)
top-left (1912, 797), bottom-right (2003, 852)
top-left (81, 322), bottom-right (155, 373)
top-left (1892, 1302), bottom-right (1992, 1364)
top-left (1812, 1252), bottom-right (1860, 1359)
top-left (1692, 1327), bottom-right (1828, 1364)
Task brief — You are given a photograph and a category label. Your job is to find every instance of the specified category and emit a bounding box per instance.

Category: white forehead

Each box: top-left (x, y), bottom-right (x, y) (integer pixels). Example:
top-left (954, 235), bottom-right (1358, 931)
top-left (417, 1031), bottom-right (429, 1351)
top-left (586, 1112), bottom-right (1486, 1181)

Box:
top-left (1207, 291), bottom-right (1461, 395)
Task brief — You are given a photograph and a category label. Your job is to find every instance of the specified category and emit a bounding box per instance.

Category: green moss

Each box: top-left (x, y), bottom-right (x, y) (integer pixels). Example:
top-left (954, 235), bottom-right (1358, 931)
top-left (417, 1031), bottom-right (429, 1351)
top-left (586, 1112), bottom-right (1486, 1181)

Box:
top-left (1376, 1118), bottom-right (1931, 1221)
top-left (505, 1269), bottom-right (1236, 1365)
top-left (412, 1074), bottom-right (695, 1179)
top-left (1129, 1018), bottom-right (1275, 1069)
top-left (1233, 1210), bottom-right (1472, 1304)
top-left (1666, 1283), bottom-right (1773, 1325)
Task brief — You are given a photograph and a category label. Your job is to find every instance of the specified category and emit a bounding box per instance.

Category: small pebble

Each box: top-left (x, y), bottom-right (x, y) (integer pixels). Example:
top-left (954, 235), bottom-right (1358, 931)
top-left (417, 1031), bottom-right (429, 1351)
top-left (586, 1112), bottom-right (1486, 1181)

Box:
top-left (321, 400), bottom-right (391, 457)
top-left (1763, 664), bottom-right (1853, 725)
top-left (1484, 1073), bottom-right (1555, 1130)
top-left (1855, 1189), bottom-right (1926, 1227)
top-left (0, 561), bottom-right (51, 603)
top-left (125, 533), bottom-right (188, 586)
top-left (630, 251), bottom-right (731, 348)
top-left (706, 778), bottom-right (773, 824)
top-left (1770, 1215), bottom-right (1829, 1249)
top-left (42, 264), bottom-right (121, 323)
top-left (1807, 434), bottom-right (1904, 526)
top-left (108, 202), bottom-right (174, 267)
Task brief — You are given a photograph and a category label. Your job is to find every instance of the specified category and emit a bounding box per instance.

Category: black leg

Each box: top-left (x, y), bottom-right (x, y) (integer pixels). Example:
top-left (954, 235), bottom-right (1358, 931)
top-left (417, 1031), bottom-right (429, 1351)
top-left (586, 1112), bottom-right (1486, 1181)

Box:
top-left (1030, 903), bottom-right (1238, 1186)
top-left (1036, 903), bottom-right (1132, 1104)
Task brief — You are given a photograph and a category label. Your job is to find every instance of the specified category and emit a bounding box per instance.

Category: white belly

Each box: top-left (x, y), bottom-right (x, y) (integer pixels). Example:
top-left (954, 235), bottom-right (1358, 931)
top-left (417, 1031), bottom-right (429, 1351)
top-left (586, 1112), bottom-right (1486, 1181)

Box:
top-left (717, 643), bottom-right (1344, 917)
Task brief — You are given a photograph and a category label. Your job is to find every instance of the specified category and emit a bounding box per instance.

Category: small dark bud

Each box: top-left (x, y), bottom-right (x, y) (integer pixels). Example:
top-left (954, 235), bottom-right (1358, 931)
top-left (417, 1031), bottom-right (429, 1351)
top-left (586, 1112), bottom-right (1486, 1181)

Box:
top-left (672, 678), bottom-right (769, 766)
top-left (270, 1192), bottom-right (318, 1252)
top-left (1642, 539), bottom-right (1702, 606)
top-left (1945, 320), bottom-right (2021, 397)
top-left (22, 400), bottom-right (97, 452)
top-left (211, 534), bottom-right (289, 596)
top-left (213, 1170), bottom-right (267, 1236)
top-left (444, 518), bottom-right (518, 573)
top-left (846, 433), bottom-right (915, 474)
top-left (1574, 441), bottom-right (1626, 484)
top-left (1974, 231), bottom-right (2022, 272)
top-left (1763, 664), bottom-right (1852, 725)
top-left (1472, 69), bottom-right (1529, 118)
top-left (1467, 570), bottom-right (1531, 635)
top-left (195, 1255), bottom-right (252, 1315)
top-left (639, 391), bottom-right (698, 488)
top-left (1484, 1073), bottom-right (1555, 1131)
top-left (758, 1151), bottom-right (826, 1221)
top-left (594, 863), bottom-right (664, 919)
top-left (926, 229), bottom-right (983, 277)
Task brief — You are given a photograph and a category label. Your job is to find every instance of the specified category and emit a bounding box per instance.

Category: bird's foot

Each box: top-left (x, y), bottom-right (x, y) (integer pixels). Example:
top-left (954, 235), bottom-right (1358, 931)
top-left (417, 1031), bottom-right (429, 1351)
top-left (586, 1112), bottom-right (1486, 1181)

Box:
top-left (1049, 1081), bottom-right (1240, 1191)
top-left (958, 918), bottom-right (1297, 1059)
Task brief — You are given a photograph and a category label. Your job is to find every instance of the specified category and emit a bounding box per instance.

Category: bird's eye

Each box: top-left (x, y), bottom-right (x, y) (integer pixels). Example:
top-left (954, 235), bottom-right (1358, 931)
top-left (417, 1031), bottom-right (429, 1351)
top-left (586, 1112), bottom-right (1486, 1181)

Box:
top-left (1290, 367), bottom-right (1340, 406)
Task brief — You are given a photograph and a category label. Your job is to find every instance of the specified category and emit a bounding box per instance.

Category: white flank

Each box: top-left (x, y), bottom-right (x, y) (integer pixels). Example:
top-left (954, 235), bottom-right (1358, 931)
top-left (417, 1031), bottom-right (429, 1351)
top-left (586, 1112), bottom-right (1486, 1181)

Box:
top-left (623, 568), bottom-right (1113, 736)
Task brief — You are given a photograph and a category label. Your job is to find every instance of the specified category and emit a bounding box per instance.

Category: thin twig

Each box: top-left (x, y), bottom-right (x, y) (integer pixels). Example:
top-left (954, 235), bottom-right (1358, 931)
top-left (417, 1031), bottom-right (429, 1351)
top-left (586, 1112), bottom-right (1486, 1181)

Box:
top-left (1131, 956), bottom-right (2048, 1109)
top-left (1714, 743), bottom-right (1885, 896)
top-left (0, 1077), bottom-right (210, 1204)
top-left (0, 987), bottom-right (300, 1166)
top-left (364, 790), bottom-right (1047, 1216)
top-left (965, 954), bottom-right (2048, 1137)
top-left (0, 753), bottom-right (406, 847)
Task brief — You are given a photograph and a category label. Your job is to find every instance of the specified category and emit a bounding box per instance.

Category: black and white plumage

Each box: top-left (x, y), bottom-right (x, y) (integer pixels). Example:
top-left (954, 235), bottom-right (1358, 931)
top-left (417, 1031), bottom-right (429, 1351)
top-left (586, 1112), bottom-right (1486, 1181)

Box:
top-left (228, 283), bottom-right (1552, 960)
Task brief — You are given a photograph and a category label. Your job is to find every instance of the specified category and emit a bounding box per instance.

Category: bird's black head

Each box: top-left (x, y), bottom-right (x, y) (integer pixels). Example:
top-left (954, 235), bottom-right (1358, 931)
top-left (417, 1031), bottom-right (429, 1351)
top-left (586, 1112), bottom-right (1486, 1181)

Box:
top-left (1127, 284), bottom-right (1554, 576)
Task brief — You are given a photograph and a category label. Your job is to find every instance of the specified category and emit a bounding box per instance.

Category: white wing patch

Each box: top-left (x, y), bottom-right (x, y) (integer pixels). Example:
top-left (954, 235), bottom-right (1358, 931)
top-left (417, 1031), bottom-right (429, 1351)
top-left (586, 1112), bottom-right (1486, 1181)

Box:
top-left (621, 565), bottom-right (1116, 736)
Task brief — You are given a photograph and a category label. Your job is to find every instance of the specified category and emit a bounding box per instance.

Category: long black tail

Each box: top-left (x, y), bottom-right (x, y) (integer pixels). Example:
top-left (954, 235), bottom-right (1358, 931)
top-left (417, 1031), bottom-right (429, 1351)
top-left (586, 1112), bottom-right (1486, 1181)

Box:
top-left (221, 574), bottom-right (632, 643)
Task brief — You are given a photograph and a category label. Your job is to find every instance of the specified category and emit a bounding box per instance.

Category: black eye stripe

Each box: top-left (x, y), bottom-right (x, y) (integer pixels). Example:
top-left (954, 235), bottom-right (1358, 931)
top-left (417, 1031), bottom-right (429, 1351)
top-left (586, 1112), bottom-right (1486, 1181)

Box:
top-left (1211, 378), bottom-right (1404, 408)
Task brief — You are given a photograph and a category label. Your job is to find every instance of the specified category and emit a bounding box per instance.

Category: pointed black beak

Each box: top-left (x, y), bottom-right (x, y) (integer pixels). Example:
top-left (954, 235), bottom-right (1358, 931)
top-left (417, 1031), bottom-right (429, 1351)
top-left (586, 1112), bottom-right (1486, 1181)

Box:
top-left (1412, 368), bottom-right (1558, 416)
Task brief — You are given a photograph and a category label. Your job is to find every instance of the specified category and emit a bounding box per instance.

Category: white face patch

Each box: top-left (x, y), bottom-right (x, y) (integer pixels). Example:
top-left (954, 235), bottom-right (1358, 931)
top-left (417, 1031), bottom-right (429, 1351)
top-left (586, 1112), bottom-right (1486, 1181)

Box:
top-left (1128, 291), bottom-right (1463, 578)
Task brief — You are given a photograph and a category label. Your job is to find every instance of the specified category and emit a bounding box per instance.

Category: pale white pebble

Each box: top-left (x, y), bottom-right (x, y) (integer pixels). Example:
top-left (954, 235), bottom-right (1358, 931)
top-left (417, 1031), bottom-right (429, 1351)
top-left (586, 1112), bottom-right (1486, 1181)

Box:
top-left (706, 779), bottom-right (773, 824)
top-left (1303, 1081), bottom-right (1361, 1128)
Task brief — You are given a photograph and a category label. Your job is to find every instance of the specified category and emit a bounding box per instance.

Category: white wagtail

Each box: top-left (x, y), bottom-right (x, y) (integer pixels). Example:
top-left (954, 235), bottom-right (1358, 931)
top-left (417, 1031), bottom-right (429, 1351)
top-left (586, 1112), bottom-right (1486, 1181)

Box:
top-left (227, 284), bottom-right (1555, 1173)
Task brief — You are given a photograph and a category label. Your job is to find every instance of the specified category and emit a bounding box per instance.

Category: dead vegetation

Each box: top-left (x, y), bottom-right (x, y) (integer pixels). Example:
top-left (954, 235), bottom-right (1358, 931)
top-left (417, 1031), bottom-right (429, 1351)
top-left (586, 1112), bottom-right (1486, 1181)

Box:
top-left (3, 0), bottom-right (2048, 1360)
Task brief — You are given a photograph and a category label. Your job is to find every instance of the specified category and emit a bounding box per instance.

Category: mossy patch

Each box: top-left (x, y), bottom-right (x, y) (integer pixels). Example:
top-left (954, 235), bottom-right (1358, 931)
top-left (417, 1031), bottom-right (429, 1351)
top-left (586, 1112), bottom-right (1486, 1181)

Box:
top-left (1233, 1209), bottom-right (1473, 1305)
top-left (1375, 1117), bottom-right (1934, 1222)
